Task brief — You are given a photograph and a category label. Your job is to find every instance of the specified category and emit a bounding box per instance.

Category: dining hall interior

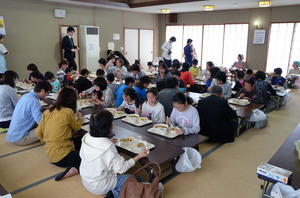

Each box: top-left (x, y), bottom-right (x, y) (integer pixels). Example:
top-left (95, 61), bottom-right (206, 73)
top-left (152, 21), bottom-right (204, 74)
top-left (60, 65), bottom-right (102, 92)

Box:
top-left (1, 0), bottom-right (300, 197)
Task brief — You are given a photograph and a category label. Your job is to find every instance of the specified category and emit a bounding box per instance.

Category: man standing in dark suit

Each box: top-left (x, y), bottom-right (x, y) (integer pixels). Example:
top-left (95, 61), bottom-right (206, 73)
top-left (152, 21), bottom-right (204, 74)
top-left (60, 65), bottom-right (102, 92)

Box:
top-left (62, 26), bottom-right (79, 71)
top-left (197, 85), bottom-right (237, 143)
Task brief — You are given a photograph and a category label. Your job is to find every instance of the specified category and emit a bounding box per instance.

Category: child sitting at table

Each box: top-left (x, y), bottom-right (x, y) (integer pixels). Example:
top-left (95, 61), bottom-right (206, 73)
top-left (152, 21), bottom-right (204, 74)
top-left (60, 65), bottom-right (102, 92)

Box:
top-left (130, 64), bottom-right (146, 82)
top-left (245, 69), bottom-right (255, 81)
top-left (255, 70), bottom-right (276, 105)
top-left (135, 59), bottom-right (144, 70)
top-left (134, 75), bottom-right (151, 103)
top-left (180, 62), bottom-right (195, 89)
top-left (90, 77), bottom-right (114, 108)
top-left (96, 69), bottom-right (105, 78)
top-left (147, 61), bottom-right (156, 73)
top-left (206, 67), bottom-right (220, 93)
top-left (209, 71), bottom-right (232, 99)
top-left (201, 61), bottom-right (213, 79)
top-left (79, 110), bottom-right (150, 197)
top-left (107, 73), bottom-right (122, 95)
top-left (189, 59), bottom-right (200, 79)
top-left (172, 70), bottom-right (186, 91)
top-left (77, 69), bottom-right (92, 94)
top-left (232, 70), bottom-right (245, 92)
top-left (24, 63), bottom-right (44, 84)
top-left (117, 87), bottom-right (140, 114)
top-left (45, 71), bottom-right (61, 93)
top-left (269, 68), bottom-right (287, 89)
top-left (169, 62), bottom-right (181, 75)
top-left (166, 92), bottom-right (200, 135)
top-left (237, 78), bottom-right (263, 104)
top-left (56, 60), bottom-right (68, 86)
top-left (142, 88), bottom-right (165, 124)
top-left (30, 70), bottom-right (43, 85)
top-left (63, 67), bottom-right (75, 86)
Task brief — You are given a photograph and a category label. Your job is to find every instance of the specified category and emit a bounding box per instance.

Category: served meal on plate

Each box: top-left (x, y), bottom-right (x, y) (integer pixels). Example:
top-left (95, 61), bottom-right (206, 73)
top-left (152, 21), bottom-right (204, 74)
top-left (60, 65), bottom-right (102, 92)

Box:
top-left (120, 136), bottom-right (133, 143)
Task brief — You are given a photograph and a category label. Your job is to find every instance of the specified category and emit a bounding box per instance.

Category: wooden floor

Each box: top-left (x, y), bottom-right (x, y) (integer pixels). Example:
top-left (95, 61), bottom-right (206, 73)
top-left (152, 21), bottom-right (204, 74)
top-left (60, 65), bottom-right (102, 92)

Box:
top-left (0, 89), bottom-right (299, 198)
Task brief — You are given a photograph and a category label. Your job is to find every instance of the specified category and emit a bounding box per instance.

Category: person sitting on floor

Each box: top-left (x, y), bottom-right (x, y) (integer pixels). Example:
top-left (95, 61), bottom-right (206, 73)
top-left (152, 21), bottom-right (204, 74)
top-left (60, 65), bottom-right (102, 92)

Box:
top-left (45, 71), bottom-right (61, 93)
top-left (245, 69), bottom-right (255, 81)
top-left (130, 64), bottom-right (146, 82)
top-left (117, 87), bottom-right (140, 115)
top-left (142, 88), bottom-right (165, 124)
top-left (79, 110), bottom-right (150, 197)
top-left (237, 78), bottom-right (263, 104)
top-left (208, 71), bottom-right (232, 99)
top-left (269, 67), bottom-right (287, 89)
top-left (232, 70), bottom-right (245, 92)
top-left (180, 62), bottom-right (195, 89)
top-left (158, 77), bottom-right (180, 117)
top-left (197, 85), bottom-right (237, 143)
top-left (77, 69), bottom-right (92, 94)
top-left (6, 81), bottom-right (52, 145)
top-left (56, 60), bottom-right (68, 86)
top-left (30, 70), bottom-right (44, 85)
top-left (134, 75), bottom-right (151, 103)
top-left (107, 73), bottom-right (123, 96)
top-left (255, 70), bottom-right (276, 105)
top-left (206, 67), bottom-right (220, 93)
top-left (155, 63), bottom-right (172, 84)
top-left (115, 77), bottom-right (135, 108)
top-left (189, 59), bottom-right (200, 79)
top-left (172, 70), bottom-right (186, 91)
top-left (201, 61), bottom-right (213, 79)
top-left (166, 92), bottom-right (200, 135)
top-left (36, 87), bottom-right (83, 181)
top-left (24, 63), bottom-right (44, 84)
top-left (0, 70), bottom-right (19, 129)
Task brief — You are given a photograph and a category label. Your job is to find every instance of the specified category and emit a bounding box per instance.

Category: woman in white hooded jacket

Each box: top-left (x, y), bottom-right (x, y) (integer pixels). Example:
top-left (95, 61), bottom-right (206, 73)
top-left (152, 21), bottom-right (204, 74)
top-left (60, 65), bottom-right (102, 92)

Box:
top-left (79, 110), bottom-right (149, 198)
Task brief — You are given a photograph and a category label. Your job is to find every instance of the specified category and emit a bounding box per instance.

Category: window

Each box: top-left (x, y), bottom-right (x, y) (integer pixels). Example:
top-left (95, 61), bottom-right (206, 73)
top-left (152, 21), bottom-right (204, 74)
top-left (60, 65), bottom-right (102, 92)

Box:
top-left (266, 23), bottom-right (294, 76)
top-left (165, 25), bottom-right (183, 62)
top-left (223, 24), bottom-right (249, 67)
top-left (183, 25), bottom-right (203, 63)
top-left (289, 23), bottom-right (300, 72)
top-left (202, 25), bottom-right (224, 67)
top-left (165, 23), bottom-right (249, 68)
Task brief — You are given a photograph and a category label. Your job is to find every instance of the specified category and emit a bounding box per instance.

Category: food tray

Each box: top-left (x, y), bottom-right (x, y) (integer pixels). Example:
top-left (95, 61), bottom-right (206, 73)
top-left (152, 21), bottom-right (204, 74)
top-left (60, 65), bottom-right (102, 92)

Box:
top-left (115, 137), bottom-right (155, 154)
top-left (77, 99), bottom-right (94, 110)
top-left (228, 98), bottom-right (250, 106)
top-left (105, 108), bottom-right (127, 119)
top-left (46, 93), bottom-right (58, 100)
top-left (199, 93), bottom-right (210, 98)
top-left (121, 117), bottom-right (153, 127)
top-left (272, 85), bottom-right (285, 92)
top-left (147, 127), bottom-right (180, 139)
top-left (17, 90), bottom-right (28, 93)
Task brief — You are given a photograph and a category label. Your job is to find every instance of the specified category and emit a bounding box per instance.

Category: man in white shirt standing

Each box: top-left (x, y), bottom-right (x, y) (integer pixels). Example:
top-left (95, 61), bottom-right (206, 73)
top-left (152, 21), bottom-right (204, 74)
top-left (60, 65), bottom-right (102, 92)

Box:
top-left (161, 36), bottom-right (176, 68)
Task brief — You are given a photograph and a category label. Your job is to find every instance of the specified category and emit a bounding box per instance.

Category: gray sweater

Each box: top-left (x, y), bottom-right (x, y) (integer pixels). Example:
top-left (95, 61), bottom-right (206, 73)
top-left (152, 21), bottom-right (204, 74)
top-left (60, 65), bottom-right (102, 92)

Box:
top-left (0, 85), bottom-right (18, 122)
top-left (158, 88), bottom-right (180, 117)
top-left (210, 79), bottom-right (232, 100)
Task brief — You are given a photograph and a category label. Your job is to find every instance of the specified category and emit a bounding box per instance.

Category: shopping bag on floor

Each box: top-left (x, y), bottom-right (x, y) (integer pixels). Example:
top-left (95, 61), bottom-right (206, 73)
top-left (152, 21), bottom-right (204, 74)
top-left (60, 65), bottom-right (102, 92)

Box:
top-left (175, 147), bottom-right (202, 172)
top-left (254, 114), bottom-right (268, 129)
top-left (271, 182), bottom-right (300, 198)
top-left (250, 109), bottom-right (266, 122)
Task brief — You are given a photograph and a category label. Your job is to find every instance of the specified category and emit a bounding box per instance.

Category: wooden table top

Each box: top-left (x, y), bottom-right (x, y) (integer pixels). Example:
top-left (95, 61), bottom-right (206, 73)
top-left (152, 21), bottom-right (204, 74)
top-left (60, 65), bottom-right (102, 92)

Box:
top-left (232, 103), bottom-right (264, 118)
top-left (268, 123), bottom-right (300, 189)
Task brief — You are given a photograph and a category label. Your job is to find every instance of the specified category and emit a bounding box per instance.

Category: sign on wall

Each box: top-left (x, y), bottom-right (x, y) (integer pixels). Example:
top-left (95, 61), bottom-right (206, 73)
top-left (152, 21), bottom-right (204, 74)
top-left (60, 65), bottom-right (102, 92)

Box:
top-left (0, 16), bottom-right (6, 35)
top-left (253, 30), bottom-right (266, 44)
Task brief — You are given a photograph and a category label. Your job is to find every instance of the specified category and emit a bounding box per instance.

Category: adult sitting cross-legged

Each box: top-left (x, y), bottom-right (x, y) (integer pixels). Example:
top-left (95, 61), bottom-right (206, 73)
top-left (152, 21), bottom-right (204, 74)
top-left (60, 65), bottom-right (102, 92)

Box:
top-left (6, 80), bottom-right (52, 145)
top-left (197, 85), bottom-right (237, 143)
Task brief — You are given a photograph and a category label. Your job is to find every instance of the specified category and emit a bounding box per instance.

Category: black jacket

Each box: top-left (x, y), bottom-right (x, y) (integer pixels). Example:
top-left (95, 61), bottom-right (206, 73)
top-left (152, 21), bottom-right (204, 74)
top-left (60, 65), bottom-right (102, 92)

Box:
top-left (62, 35), bottom-right (77, 59)
top-left (197, 95), bottom-right (237, 143)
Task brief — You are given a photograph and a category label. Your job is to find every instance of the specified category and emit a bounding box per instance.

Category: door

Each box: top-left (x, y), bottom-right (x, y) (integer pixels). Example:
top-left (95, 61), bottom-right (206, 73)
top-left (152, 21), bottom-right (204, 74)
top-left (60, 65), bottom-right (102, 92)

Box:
top-left (139, 29), bottom-right (153, 70)
top-left (61, 25), bottom-right (80, 71)
top-left (125, 29), bottom-right (139, 66)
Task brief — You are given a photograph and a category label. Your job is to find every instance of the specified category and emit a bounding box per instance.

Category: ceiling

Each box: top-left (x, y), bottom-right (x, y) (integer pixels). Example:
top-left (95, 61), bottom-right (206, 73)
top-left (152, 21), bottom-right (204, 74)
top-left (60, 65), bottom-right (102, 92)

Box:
top-left (43, 0), bottom-right (300, 13)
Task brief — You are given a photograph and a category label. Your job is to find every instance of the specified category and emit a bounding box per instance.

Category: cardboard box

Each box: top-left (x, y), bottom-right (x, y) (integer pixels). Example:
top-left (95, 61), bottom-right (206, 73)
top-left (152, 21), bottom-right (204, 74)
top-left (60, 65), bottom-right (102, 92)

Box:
top-left (257, 162), bottom-right (292, 184)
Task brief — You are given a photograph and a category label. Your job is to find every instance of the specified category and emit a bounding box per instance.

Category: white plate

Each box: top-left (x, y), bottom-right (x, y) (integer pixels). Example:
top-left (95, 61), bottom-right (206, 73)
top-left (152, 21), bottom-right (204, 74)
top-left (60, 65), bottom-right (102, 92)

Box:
top-left (147, 127), bottom-right (180, 139)
top-left (46, 93), bottom-right (58, 100)
top-left (272, 85), bottom-right (285, 92)
top-left (17, 90), bottom-right (28, 93)
top-left (228, 98), bottom-right (250, 106)
top-left (113, 112), bottom-right (127, 119)
top-left (121, 117), bottom-right (153, 126)
top-left (115, 137), bottom-right (155, 154)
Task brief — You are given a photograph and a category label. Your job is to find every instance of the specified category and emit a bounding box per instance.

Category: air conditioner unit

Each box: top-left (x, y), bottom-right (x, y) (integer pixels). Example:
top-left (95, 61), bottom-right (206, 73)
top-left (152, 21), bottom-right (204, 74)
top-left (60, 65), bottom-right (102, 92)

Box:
top-left (79, 26), bottom-right (100, 72)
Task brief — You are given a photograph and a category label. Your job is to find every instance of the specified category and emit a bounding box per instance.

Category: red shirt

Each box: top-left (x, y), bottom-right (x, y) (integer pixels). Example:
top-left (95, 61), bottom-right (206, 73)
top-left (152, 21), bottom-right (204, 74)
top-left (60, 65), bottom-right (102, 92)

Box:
top-left (180, 71), bottom-right (195, 88)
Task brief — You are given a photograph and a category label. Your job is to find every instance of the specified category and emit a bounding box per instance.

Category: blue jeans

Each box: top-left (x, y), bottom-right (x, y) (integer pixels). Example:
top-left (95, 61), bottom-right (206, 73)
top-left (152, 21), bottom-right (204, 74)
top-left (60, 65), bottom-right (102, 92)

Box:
top-left (111, 174), bottom-right (142, 198)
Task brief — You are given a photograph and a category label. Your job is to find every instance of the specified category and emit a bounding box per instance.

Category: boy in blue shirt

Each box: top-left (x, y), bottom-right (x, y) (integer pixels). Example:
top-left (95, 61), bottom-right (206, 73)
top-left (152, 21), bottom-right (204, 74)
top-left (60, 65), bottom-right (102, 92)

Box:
top-left (270, 67), bottom-right (287, 88)
top-left (172, 70), bottom-right (186, 91)
top-left (45, 71), bottom-right (61, 93)
top-left (134, 75), bottom-right (151, 103)
top-left (115, 77), bottom-right (135, 108)
top-left (6, 81), bottom-right (52, 145)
